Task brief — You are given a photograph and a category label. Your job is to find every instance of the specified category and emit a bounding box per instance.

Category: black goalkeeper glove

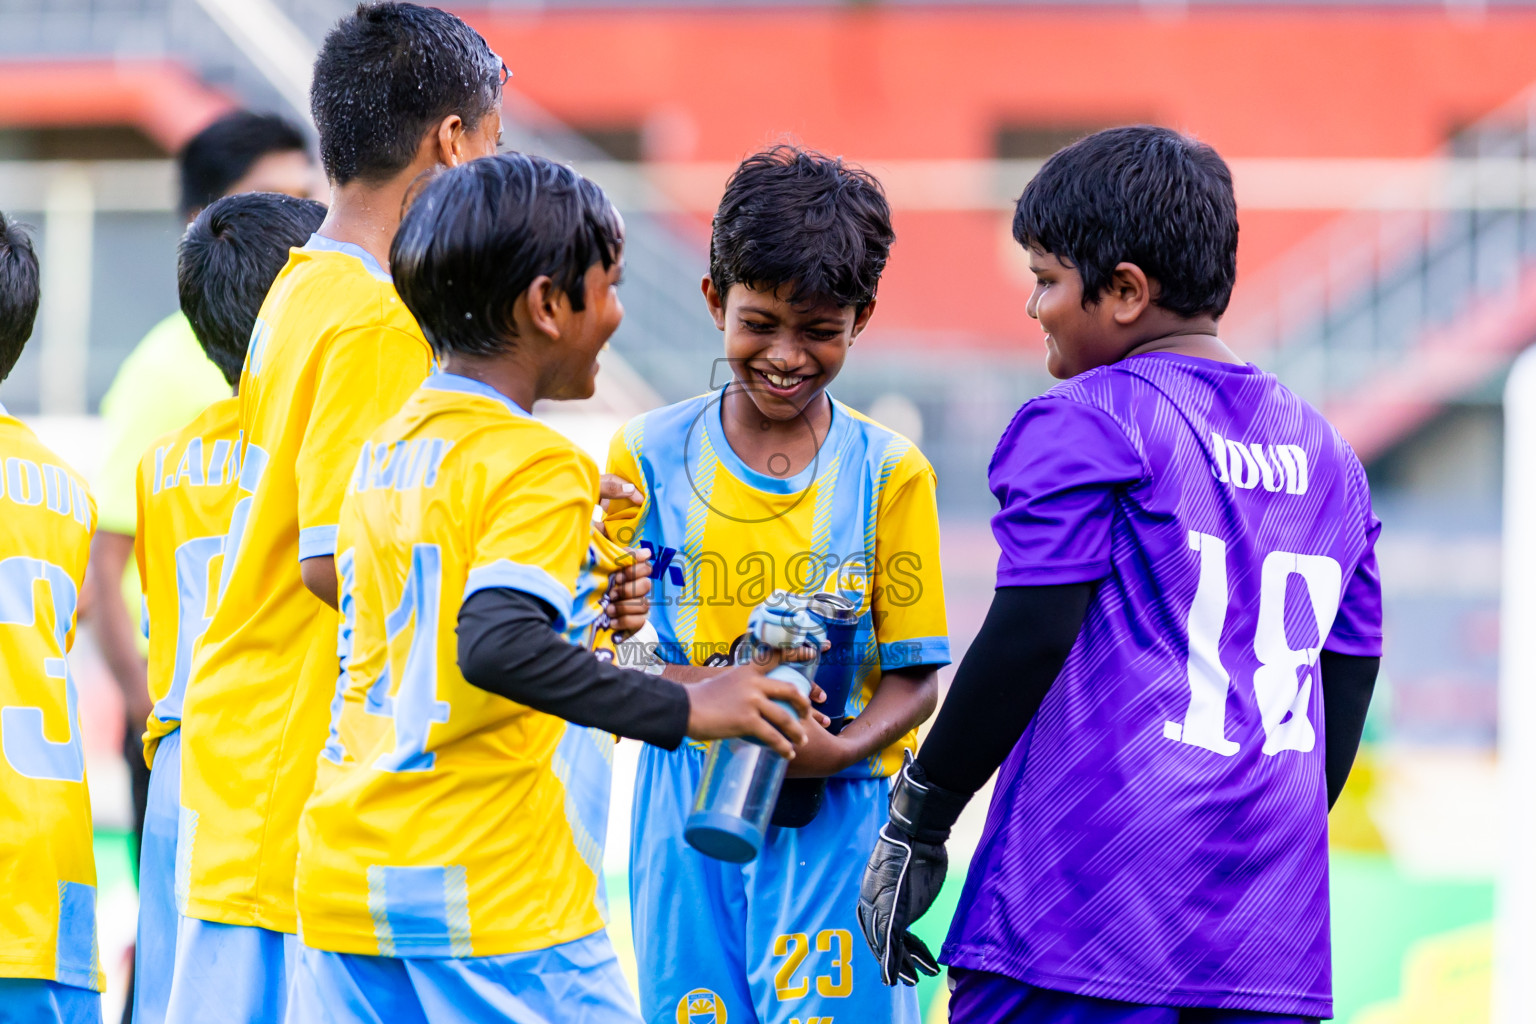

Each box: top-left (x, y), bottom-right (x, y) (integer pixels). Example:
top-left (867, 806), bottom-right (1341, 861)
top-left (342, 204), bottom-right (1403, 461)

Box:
top-left (857, 751), bottom-right (968, 986)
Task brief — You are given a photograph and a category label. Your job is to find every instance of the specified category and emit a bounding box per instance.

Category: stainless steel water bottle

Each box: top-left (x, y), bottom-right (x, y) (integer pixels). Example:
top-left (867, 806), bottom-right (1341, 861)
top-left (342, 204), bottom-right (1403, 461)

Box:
top-left (806, 592), bottom-right (861, 729)
top-left (684, 592), bottom-right (824, 863)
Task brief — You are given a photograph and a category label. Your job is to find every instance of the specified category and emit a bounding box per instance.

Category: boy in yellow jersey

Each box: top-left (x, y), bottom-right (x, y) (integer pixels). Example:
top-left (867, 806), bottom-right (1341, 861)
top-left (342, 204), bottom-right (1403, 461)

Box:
top-left (168, 6), bottom-right (507, 1021)
top-left (290, 153), bottom-right (815, 1023)
top-left (83, 115), bottom-right (318, 945)
top-left (132, 192), bottom-right (326, 1024)
top-left (606, 147), bottom-right (950, 1024)
top-left (0, 214), bottom-right (102, 1023)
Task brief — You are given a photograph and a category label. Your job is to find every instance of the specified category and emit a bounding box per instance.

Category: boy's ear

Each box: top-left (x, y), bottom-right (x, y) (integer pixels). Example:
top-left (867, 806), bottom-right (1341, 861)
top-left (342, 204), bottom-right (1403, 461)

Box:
top-left (522, 275), bottom-right (565, 339)
top-left (701, 275), bottom-right (728, 331)
top-left (1108, 262), bottom-right (1153, 325)
top-left (850, 299), bottom-right (877, 341)
top-left (434, 114), bottom-right (469, 168)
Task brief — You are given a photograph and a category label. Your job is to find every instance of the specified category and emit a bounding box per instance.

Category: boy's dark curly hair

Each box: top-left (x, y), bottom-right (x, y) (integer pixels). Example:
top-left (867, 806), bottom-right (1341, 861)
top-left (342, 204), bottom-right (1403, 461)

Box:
top-left (311, 2), bottom-right (503, 186)
top-left (391, 153), bottom-right (622, 358)
top-left (1014, 125), bottom-right (1238, 319)
top-left (0, 213), bottom-right (40, 383)
top-left (710, 145), bottom-right (894, 313)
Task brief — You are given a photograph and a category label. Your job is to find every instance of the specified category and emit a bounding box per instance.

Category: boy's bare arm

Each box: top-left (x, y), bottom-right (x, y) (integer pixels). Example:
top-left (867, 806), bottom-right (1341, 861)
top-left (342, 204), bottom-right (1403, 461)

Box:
top-left (300, 555), bottom-right (339, 610)
top-left (786, 665), bottom-right (937, 778)
top-left (85, 530), bottom-right (151, 728)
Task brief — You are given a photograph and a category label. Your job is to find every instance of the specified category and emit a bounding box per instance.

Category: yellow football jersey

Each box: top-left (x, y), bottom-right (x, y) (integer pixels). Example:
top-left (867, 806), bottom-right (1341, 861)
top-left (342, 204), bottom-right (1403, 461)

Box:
top-left (296, 372), bottom-right (625, 957)
top-left (133, 396), bottom-right (239, 769)
top-left (178, 237), bottom-right (433, 933)
top-left (604, 391), bottom-right (949, 777)
top-left (0, 407), bottom-right (102, 991)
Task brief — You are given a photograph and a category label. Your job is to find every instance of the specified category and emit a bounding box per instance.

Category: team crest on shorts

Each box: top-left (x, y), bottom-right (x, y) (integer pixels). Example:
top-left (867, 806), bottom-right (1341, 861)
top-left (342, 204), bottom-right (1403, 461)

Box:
top-left (676, 988), bottom-right (727, 1024)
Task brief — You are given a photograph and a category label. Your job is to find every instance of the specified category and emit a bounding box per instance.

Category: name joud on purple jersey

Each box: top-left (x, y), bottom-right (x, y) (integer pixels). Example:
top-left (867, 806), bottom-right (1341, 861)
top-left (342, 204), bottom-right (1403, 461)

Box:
top-left (1209, 431), bottom-right (1309, 494)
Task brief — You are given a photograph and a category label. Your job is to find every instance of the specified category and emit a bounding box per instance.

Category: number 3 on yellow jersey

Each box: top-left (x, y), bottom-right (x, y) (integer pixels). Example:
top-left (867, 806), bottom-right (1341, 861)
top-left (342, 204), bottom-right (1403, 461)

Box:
top-left (0, 557), bottom-right (84, 782)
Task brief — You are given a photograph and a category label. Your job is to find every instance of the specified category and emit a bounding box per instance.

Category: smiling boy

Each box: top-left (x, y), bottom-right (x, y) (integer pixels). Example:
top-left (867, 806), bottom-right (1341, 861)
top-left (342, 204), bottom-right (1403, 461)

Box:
top-left (605, 145), bottom-right (949, 1024)
top-left (858, 125), bottom-right (1382, 1024)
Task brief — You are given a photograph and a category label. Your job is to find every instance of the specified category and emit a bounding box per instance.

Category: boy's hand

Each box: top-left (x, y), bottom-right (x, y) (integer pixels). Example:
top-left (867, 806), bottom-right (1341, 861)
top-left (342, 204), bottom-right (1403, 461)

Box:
top-left (598, 473), bottom-right (640, 514)
top-left (784, 718), bottom-right (856, 778)
top-left (683, 651), bottom-right (813, 758)
top-left (604, 547), bottom-right (652, 636)
top-left (664, 664), bottom-right (834, 728)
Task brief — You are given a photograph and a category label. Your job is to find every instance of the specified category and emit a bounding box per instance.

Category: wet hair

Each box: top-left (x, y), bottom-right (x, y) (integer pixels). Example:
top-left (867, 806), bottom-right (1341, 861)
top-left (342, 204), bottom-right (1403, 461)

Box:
top-left (311, 2), bottom-right (503, 187)
top-left (178, 193), bottom-right (327, 386)
top-left (1013, 125), bottom-right (1239, 319)
top-left (390, 153), bottom-right (622, 358)
top-left (0, 213), bottom-right (40, 384)
top-left (709, 145), bottom-right (893, 313)
top-left (178, 110), bottom-right (310, 220)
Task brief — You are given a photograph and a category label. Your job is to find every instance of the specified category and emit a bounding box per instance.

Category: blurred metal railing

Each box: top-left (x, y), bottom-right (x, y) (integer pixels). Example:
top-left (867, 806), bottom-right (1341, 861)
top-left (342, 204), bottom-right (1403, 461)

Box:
top-left (1226, 88), bottom-right (1536, 459)
top-left (0, 0), bottom-right (346, 119)
top-left (496, 93), bottom-right (724, 401)
top-left (0, 0), bottom-right (722, 405)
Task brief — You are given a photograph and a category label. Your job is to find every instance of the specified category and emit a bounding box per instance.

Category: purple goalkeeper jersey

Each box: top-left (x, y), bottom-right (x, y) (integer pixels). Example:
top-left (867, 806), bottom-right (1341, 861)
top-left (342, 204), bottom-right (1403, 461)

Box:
top-left (943, 352), bottom-right (1382, 1018)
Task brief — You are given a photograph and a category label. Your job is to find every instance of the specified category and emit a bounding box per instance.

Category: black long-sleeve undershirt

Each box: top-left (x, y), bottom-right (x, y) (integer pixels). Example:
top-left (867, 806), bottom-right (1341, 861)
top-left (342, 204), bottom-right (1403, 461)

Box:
top-left (1319, 649), bottom-right (1379, 807)
top-left (916, 584), bottom-right (1380, 812)
top-left (917, 584), bottom-right (1093, 800)
top-left (456, 588), bottom-right (690, 749)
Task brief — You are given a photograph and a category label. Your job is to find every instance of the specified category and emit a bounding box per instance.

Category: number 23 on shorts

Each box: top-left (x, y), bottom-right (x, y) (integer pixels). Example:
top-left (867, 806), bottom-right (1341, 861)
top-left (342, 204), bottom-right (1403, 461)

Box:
top-left (772, 928), bottom-right (854, 1004)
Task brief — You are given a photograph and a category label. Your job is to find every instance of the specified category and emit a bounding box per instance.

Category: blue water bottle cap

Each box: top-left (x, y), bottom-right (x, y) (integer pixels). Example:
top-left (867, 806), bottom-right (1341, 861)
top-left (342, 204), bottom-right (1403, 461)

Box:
top-left (684, 811), bottom-right (765, 863)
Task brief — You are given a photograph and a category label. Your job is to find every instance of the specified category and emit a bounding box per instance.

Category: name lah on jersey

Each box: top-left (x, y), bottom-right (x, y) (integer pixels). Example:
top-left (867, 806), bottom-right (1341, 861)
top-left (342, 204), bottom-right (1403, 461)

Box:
top-left (150, 433), bottom-right (243, 496)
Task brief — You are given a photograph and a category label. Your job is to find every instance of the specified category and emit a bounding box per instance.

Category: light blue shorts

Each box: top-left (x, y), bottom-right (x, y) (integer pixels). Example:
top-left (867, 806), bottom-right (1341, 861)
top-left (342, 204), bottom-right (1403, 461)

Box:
top-left (0, 979), bottom-right (101, 1024)
top-left (164, 917), bottom-right (300, 1024)
top-left (135, 729), bottom-right (181, 1024)
top-left (283, 930), bottom-right (640, 1024)
top-left (629, 743), bottom-right (919, 1024)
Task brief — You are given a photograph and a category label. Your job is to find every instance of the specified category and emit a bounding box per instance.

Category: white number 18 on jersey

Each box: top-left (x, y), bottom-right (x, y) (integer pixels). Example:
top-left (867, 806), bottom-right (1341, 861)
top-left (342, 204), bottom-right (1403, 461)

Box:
top-left (1165, 530), bottom-right (1342, 757)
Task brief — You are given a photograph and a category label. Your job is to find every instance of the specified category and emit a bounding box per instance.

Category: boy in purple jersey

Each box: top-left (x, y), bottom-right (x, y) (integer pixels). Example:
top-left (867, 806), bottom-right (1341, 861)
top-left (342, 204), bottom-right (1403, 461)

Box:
top-left (857, 125), bottom-right (1382, 1023)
